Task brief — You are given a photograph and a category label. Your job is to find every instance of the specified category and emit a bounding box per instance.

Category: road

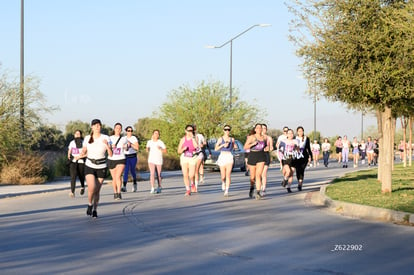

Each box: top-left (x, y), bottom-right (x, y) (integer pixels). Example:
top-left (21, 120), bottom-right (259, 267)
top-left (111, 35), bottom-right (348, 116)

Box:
top-left (1, 164), bottom-right (413, 274)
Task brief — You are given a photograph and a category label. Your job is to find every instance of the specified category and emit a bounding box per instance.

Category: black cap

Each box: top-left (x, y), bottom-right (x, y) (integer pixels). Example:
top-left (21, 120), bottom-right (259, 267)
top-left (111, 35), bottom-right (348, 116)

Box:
top-left (91, 119), bottom-right (102, 126)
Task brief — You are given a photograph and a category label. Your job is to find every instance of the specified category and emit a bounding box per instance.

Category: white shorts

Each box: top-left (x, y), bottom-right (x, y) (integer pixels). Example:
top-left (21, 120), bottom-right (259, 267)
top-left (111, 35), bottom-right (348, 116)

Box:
top-left (217, 152), bottom-right (234, 167)
top-left (180, 154), bottom-right (197, 166)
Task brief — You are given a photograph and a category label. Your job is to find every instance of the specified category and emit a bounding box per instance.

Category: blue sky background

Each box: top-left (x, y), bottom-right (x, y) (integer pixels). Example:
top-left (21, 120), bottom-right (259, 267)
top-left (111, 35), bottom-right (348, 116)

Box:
top-left (1, 0), bottom-right (376, 138)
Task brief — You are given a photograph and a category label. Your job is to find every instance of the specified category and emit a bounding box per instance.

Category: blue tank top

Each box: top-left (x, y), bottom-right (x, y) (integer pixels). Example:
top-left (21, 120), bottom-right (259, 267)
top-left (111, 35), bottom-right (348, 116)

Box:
top-left (220, 137), bottom-right (233, 152)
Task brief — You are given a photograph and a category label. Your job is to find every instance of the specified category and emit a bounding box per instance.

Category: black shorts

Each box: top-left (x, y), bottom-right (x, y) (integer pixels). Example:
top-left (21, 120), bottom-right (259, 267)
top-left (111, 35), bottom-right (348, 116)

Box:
top-left (264, 152), bottom-right (271, 166)
top-left (282, 157), bottom-right (294, 167)
top-left (336, 147), bottom-right (342, 154)
top-left (107, 159), bottom-right (126, 170)
top-left (85, 165), bottom-right (107, 179)
top-left (247, 151), bottom-right (266, 165)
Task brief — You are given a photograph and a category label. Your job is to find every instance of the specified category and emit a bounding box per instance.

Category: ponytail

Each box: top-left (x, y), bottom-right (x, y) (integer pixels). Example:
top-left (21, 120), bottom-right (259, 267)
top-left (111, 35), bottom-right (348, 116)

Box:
top-left (89, 131), bottom-right (94, 144)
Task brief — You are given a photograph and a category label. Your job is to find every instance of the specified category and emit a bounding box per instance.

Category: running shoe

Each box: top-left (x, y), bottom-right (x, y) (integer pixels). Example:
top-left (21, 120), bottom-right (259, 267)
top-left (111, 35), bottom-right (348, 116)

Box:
top-left (92, 210), bottom-right (98, 218)
top-left (86, 205), bottom-right (93, 216)
top-left (150, 188), bottom-right (156, 194)
top-left (118, 193), bottom-right (122, 200)
top-left (156, 187), bottom-right (162, 194)
top-left (249, 186), bottom-right (254, 198)
top-left (191, 184), bottom-right (197, 193)
top-left (224, 191), bottom-right (229, 197)
top-left (298, 184), bottom-right (302, 191)
top-left (281, 179), bottom-right (288, 188)
top-left (132, 183), bottom-right (137, 192)
top-left (185, 190), bottom-right (191, 196)
top-left (80, 188), bottom-right (85, 195)
top-left (114, 193), bottom-right (117, 200)
top-left (255, 191), bottom-right (263, 200)
top-left (121, 186), bottom-right (127, 192)
top-left (221, 182), bottom-right (225, 191)
top-left (199, 175), bottom-right (204, 184)
top-left (287, 188), bottom-right (292, 193)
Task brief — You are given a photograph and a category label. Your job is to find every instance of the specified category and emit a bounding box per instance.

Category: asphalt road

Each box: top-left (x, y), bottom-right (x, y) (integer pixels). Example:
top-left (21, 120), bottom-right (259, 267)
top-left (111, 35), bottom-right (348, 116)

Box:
top-left (1, 164), bottom-right (413, 275)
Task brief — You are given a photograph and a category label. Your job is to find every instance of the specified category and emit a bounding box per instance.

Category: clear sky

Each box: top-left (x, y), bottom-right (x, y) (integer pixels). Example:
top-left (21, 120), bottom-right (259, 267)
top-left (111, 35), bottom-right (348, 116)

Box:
top-left (1, 0), bottom-right (376, 138)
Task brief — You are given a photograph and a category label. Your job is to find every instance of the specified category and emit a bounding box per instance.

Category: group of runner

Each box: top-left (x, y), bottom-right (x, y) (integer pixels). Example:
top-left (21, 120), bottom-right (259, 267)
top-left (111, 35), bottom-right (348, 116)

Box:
top-left (67, 119), bottom-right (166, 219)
top-left (69, 120), bottom-right (379, 217)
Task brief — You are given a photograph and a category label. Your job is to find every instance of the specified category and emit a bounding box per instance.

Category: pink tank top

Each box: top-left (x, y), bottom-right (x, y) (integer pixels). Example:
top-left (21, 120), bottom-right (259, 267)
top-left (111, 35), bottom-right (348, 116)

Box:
top-left (182, 137), bottom-right (196, 157)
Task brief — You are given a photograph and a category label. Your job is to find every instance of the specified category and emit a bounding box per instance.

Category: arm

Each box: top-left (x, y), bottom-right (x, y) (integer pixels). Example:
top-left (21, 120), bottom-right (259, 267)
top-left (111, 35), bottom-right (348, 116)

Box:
top-left (177, 138), bottom-right (186, 154)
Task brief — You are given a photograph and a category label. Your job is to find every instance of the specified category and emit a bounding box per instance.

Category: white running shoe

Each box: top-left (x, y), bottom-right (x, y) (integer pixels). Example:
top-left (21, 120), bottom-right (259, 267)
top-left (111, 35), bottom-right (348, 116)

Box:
top-left (222, 182), bottom-right (225, 191)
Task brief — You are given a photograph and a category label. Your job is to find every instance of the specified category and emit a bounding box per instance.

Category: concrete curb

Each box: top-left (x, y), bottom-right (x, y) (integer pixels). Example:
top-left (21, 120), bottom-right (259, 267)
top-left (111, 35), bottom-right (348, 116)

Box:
top-left (310, 184), bottom-right (414, 225)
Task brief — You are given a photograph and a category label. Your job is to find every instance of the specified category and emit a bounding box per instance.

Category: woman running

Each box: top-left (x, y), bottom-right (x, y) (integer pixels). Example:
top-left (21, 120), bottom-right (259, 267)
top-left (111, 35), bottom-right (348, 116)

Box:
top-left (177, 124), bottom-right (199, 196)
top-left (352, 137), bottom-right (360, 168)
top-left (279, 129), bottom-right (299, 193)
top-left (146, 129), bottom-right (167, 194)
top-left (67, 130), bottom-right (86, 197)
top-left (108, 123), bottom-right (127, 200)
top-left (321, 138), bottom-right (331, 167)
top-left (244, 123), bottom-right (268, 200)
top-left (215, 125), bottom-right (237, 197)
top-left (81, 119), bottom-right (112, 218)
top-left (294, 126), bottom-right (312, 191)
top-left (122, 126), bottom-right (139, 192)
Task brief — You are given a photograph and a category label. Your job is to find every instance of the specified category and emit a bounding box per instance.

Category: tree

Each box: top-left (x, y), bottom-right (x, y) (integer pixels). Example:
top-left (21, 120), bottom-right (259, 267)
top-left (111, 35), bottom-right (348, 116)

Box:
top-left (288, 0), bottom-right (414, 193)
top-left (0, 68), bottom-right (57, 165)
top-left (154, 80), bottom-right (264, 152)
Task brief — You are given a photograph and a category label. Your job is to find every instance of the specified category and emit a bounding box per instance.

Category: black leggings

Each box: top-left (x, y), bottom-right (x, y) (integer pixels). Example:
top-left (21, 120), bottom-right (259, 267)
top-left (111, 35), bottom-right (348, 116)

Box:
top-left (70, 162), bottom-right (85, 193)
top-left (295, 158), bottom-right (307, 182)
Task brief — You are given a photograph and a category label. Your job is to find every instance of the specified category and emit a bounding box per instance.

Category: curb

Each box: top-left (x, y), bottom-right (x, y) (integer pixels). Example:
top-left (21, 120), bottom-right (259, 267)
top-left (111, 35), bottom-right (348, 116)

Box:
top-left (310, 184), bottom-right (414, 225)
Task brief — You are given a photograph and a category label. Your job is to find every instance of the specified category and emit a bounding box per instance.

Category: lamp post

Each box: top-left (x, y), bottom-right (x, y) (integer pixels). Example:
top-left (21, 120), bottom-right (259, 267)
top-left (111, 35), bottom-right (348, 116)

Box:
top-left (20, 0), bottom-right (25, 148)
top-left (206, 24), bottom-right (271, 110)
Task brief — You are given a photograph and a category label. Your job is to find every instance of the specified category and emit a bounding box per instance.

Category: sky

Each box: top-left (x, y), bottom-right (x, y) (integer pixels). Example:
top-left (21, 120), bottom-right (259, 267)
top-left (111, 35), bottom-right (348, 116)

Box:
top-left (0, 0), bottom-right (377, 138)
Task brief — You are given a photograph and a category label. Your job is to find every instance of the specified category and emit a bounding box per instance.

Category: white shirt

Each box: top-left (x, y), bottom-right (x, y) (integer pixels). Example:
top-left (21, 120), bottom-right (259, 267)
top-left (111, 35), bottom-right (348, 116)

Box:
top-left (146, 139), bottom-right (166, 165)
top-left (68, 140), bottom-right (84, 163)
top-left (108, 135), bottom-right (127, 160)
top-left (83, 134), bottom-right (110, 169)
top-left (124, 135), bottom-right (139, 155)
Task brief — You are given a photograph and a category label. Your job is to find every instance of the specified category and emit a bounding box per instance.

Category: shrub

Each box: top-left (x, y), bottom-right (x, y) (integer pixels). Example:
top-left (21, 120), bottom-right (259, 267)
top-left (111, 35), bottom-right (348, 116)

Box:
top-left (0, 152), bottom-right (47, 185)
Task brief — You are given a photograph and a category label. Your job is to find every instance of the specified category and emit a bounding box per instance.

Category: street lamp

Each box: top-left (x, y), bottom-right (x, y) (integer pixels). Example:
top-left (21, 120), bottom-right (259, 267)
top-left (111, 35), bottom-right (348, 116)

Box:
top-left (20, 0), bottom-right (25, 148)
top-left (206, 23), bottom-right (271, 110)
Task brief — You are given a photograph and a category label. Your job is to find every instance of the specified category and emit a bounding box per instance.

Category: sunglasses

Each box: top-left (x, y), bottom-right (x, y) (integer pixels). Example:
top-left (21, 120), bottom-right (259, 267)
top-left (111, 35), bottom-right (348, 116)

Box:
top-left (224, 128), bottom-right (231, 131)
top-left (186, 129), bottom-right (193, 132)
top-left (126, 130), bottom-right (133, 132)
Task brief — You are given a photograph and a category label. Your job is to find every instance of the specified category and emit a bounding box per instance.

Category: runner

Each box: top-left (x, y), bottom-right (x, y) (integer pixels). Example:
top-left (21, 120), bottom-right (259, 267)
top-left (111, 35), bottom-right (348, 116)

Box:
top-left (279, 129), bottom-right (299, 193)
top-left (294, 126), bottom-right (312, 191)
top-left (261, 124), bottom-right (274, 195)
top-left (146, 129), bottom-right (167, 194)
top-left (244, 123), bottom-right (268, 200)
top-left (342, 135), bottom-right (350, 168)
top-left (67, 130), bottom-right (86, 198)
top-left (215, 125), bottom-right (237, 197)
top-left (193, 124), bottom-right (207, 189)
top-left (352, 137), bottom-right (360, 168)
top-left (177, 124), bottom-right (199, 196)
top-left (108, 123), bottom-right (127, 200)
top-left (334, 136), bottom-right (343, 165)
top-left (321, 137), bottom-right (331, 167)
top-left (122, 126), bottom-right (139, 192)
top-left (311, 139), bottom-right (320, 167)
top-left (81, 119), bottom-right (112, 218)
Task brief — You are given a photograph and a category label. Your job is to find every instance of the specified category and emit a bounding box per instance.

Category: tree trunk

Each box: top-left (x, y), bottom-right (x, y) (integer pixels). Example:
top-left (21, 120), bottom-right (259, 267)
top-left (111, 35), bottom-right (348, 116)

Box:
top-left (380, 107), bottom-right (393, 193)
top-left (401, 116), bottom-right (408, 167)
top-left (392, 117), bottom-right (396, 171)
top-left (409, 117), bottom-right (412, 167)
top-left (377, 110), bottom-right (383, 182)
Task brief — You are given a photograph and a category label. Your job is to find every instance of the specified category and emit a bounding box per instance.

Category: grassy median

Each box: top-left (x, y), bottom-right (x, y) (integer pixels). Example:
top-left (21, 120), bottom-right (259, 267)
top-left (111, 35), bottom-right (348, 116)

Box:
top-left (326, 164), bottom-right (414, 213)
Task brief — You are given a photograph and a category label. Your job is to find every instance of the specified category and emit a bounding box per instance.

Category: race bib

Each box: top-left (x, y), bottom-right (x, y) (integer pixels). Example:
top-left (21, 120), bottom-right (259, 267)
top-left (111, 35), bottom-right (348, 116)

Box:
top-left (113, 148), bottom-right (121, 155)
top-left (71, 148), bottom-right (80, 154)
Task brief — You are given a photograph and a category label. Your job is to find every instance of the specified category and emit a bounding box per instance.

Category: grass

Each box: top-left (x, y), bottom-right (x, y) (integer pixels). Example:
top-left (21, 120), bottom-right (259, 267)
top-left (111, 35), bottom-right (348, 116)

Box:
top-left (326, 164), bottom-right (414, 213)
